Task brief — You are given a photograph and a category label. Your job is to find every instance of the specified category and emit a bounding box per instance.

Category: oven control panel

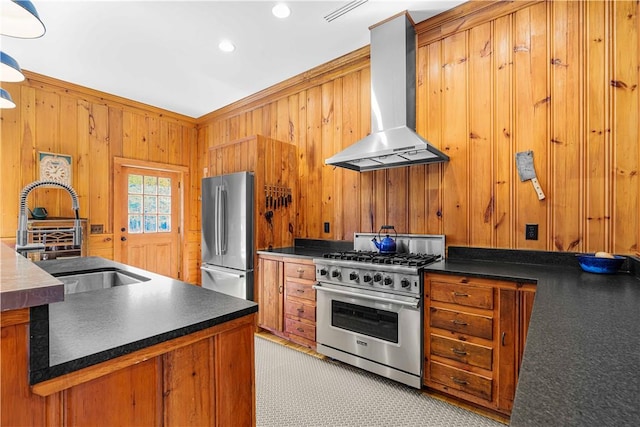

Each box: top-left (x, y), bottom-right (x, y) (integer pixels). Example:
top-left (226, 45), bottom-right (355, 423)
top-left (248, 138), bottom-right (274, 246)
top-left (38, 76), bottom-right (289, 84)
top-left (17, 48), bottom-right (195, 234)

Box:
top-left (315, 263), bottom-right (420, 296)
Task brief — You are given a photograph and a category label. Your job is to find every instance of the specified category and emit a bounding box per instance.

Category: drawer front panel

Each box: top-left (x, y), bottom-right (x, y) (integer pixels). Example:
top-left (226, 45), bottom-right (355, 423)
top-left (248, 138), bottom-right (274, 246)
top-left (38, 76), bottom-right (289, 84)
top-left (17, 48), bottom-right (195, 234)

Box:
top-left (285, 280), bottom-right (315, 301)
top-left (430, 281), bottom-right (494, 309)
top-left (284, 262), bottom-right (315, 281)
top-left (429, 362), bottom-right (492, 401)
top-left (430, 334), bottom-right (493, 370)
top-left (284, 300), bottom-right (316, 322)
top-left (430, 307), bottom-right (493, 340)
top-left (285, 318), bottom-right (316, 341)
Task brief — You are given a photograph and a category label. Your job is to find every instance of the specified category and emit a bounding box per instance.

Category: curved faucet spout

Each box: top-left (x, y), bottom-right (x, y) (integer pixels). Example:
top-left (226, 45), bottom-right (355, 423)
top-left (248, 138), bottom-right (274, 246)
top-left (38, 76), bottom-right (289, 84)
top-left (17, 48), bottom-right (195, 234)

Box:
top-left (16, 180), bottom-right (81, 248)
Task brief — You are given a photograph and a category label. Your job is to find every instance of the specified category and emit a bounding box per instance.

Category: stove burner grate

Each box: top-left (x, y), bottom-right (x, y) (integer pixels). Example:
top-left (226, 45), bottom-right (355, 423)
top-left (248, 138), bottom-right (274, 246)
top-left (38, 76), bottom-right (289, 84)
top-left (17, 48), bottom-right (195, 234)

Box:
top-left (322, 251), bottom-right (439, 267)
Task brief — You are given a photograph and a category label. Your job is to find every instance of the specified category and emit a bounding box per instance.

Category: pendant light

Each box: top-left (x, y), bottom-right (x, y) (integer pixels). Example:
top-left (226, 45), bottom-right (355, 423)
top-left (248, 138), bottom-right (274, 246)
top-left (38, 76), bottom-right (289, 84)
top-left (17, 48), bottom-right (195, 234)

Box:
top-left (0, 88), bottom-right (16, 108)
top-left (0, 51), bottom-right (25, 82)
top-left (0, 0), bottom-right (46, 38)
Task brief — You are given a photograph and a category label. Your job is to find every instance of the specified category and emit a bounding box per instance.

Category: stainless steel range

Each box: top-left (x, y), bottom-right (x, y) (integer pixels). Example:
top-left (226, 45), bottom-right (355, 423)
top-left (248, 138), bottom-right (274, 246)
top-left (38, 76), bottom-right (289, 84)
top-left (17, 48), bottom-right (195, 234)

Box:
top-left (312, 233), bottom-right (445, 388)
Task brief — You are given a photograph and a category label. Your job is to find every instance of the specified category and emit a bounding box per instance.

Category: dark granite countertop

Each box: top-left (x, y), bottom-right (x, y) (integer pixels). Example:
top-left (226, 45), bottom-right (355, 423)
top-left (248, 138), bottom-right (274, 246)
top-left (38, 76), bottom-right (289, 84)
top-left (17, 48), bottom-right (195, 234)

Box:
top-left (424, 248), bottom-right (640, 427)
top-left (31, 257), bottom-right (257, 383)
top-left (257, 238), bottom-right (352, 260)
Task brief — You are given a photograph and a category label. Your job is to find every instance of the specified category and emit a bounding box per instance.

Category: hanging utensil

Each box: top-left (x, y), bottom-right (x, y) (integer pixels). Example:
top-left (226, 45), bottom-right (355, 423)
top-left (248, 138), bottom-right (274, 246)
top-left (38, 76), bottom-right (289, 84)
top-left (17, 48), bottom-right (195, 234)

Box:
top-left (515, 150), bottom-right (545, 200)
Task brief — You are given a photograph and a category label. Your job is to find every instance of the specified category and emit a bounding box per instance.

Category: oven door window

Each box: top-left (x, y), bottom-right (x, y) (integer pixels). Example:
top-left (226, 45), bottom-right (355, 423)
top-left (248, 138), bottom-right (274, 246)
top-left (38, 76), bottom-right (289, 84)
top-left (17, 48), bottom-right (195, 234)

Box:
top-left (331, 300), bottom-right (398, 343)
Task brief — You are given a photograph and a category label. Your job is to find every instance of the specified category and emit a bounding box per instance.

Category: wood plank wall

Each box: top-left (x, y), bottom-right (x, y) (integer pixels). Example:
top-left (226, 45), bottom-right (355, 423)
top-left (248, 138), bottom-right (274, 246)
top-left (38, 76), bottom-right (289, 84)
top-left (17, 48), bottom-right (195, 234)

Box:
top-left (198, 0), bottom-right (639, 255)
top-left (0, 73), bottom-right (201, 281)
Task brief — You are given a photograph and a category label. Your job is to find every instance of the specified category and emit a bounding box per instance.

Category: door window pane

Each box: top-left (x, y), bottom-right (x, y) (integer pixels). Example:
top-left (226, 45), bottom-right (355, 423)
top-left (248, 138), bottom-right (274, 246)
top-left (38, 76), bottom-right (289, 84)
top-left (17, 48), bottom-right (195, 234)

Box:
top-left (128, 174), bottom-right (172, 233)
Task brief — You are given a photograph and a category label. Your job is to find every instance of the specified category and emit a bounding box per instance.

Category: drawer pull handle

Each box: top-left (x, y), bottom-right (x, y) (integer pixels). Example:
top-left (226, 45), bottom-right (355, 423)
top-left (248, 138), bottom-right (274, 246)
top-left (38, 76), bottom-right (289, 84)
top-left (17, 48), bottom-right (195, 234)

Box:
top-left (453, 292), bottom-right (469, 297)
top-left (451, 348), bottom-right (467, 356)
top-left (297, 308), bottom-right (304, 313)
top-left (451, 377), bottom-right (468, 386)
top-left (296, 327), bottom-right (304, 332)
top-left (296, 289), bottom-right (305, 293)
top-left (296, 268), bottom-right (305, 273)
top-left (452, 319), bottom-right (468, 326)
top-left (501, 332), bottom-right (506, 346)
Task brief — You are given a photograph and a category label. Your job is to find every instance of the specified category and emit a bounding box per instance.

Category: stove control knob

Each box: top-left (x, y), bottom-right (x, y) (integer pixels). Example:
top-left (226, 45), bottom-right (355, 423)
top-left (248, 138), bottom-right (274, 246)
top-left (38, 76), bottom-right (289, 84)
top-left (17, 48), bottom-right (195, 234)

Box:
top-left (401, 278), bottom-right (411, 288)
top-left (319, 268), bottom-right (328, 276)
top-left (373, 273), bottom-right (382, 283)
top-left (331, 269), bottom-right (341, 279)
top-left (349, 272), bottom-right (359, 281)
top-left (363, 274), bottom-right (373, 283)
top-left (383, 276), bottom-right (393, 286)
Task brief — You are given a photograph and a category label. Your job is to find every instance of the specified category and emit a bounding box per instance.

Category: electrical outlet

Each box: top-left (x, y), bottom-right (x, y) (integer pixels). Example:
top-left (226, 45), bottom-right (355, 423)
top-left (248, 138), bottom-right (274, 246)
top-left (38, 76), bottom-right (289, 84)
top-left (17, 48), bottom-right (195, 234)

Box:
top-left (525, 224), bottom-right (538, 240)
top-left (90, 224), bottom-right (104, 234)
top-left (324, 222), bottom-right (330, 233)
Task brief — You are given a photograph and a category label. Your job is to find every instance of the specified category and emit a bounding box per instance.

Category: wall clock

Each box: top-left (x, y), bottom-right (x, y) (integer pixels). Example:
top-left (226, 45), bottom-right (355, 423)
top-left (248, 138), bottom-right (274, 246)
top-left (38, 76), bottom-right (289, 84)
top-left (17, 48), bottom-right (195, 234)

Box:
top-left (39, 152), bottom-right (72, 186)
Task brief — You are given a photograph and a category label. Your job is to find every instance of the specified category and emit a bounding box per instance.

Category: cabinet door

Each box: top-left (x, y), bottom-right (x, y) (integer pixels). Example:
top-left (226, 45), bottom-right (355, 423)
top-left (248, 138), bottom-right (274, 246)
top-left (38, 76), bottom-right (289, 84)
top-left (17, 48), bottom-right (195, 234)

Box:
top-left (497, 288), bottom-right (517, 412)
top-left (258, 257), bottom-right (283, 332)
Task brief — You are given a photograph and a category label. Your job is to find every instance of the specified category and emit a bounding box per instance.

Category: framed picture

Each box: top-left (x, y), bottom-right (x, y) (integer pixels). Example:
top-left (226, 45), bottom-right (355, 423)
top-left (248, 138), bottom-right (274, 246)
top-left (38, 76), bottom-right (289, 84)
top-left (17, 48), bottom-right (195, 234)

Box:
top-left (39, 152), bottom-right (72, 186)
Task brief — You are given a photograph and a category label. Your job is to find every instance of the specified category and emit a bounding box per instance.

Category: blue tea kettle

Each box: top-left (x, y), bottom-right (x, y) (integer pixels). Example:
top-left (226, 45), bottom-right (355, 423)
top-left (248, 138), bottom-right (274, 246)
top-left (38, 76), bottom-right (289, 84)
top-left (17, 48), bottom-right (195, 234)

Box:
top-left (372, 225), bottom-right (397, 254)
top-left (29, 206), bottom-right (48, 220)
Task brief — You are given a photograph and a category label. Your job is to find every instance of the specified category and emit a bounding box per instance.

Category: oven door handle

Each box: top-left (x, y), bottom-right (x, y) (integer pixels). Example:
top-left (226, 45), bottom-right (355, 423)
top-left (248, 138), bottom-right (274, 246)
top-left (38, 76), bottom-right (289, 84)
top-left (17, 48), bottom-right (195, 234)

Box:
top-left (312, 284), bottom-right (420, 309)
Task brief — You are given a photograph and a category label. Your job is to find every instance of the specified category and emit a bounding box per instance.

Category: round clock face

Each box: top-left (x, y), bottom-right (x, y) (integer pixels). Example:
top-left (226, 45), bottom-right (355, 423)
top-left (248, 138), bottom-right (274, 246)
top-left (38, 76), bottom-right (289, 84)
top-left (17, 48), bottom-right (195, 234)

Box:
top-left (40, 155), bottom-right (71, 185)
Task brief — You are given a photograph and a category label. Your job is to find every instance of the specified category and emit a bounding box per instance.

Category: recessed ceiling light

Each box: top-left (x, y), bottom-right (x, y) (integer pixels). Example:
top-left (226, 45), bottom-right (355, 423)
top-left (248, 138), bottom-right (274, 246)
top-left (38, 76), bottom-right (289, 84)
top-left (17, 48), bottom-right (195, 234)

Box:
top-left (272, 3), bottom-right (291, 19)
top-left (218, 40), bottom-right (235, 53)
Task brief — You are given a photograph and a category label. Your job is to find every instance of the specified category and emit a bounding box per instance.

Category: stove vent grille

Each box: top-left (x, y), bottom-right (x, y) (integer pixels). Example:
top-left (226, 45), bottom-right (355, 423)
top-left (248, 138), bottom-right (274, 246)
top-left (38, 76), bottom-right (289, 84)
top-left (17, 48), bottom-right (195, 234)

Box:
top-left (324, 0), bottom-right (368, 22)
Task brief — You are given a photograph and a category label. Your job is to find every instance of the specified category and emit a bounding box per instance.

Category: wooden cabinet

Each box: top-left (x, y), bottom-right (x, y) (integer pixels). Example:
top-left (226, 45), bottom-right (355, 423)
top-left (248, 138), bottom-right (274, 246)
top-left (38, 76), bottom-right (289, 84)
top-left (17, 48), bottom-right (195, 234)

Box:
top-left (1, 309), bottom-right (256, 427)
top-left (424, 273), bottom-right (535, 415)
top-left (258, 255), bottom-right (284, 333)
top-left (257, 254), bottom-right (317, 349)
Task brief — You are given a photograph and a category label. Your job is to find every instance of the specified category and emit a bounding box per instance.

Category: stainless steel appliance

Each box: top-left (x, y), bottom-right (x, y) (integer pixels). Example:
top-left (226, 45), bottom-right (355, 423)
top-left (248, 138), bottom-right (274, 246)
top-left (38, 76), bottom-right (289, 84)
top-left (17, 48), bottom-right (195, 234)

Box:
top-left (201, 172), bottom-right (254, 300)
top-left (313, 233), bottom-right (445, 388)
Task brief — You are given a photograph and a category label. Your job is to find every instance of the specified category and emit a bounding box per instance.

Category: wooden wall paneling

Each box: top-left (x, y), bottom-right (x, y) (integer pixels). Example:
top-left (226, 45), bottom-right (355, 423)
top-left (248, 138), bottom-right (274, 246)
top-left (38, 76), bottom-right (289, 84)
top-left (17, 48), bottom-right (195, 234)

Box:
top-left (414, 46), bottom-right (429, 234)
top-left (468, 22), bottom-right (495, 247)
top-left (332, 79), bottom-right (345, 240)
top-left (88, 234), bottom-right (114, 259)
top-left (584, 0), bottom-right (610, 253)
top-left (611, 0), bottom-right (639, 255)
top-left (88, 103), bottom-right (111, 235)
top-left (59, 95), bottom-right (79, 219)
top-left (321, 81), bottom-right (336, 239)
top-left (305, 86), bottom-right (323, 238)
top-left (387, 167), bottom-right (409, 233)
top-left (372, 170), bottom-right (388, 231)
top-left (75, 101), bottom-right (91, 221)
top-left (358, 67), bottom-right (374, 234)
top-left (276, 97), bottom-right (289, 143)
top-left (493, 15), bottom-right (514, 248)
top-left (147, 116), bottom-right (162, 163)
top-left (425, 43), bottom-right (446, 236)
top-left (549, 0), bottom-right (584, 253)
top-left (341, 72), bottom-right (361, 240)
top-left (441, 31), bottom-right (469, 247)
top-left (513, 2), bottom-right (549, 249)
top-left (0, 82), bottom-right (21, 237)
top-left (33, 89), bottom-right (59, 215)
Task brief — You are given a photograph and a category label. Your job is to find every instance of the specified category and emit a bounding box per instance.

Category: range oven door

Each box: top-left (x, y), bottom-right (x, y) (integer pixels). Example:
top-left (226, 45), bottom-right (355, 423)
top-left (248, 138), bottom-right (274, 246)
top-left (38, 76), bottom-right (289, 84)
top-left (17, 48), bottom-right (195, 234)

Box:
top-left (313, 282), bottom-right (422, 381)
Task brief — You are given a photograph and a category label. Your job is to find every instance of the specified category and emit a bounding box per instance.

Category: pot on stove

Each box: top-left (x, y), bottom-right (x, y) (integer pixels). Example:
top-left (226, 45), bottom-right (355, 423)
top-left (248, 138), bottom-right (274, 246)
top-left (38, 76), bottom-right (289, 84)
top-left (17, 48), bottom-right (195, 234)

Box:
top-left (371, 225), bottom-right (397, 254)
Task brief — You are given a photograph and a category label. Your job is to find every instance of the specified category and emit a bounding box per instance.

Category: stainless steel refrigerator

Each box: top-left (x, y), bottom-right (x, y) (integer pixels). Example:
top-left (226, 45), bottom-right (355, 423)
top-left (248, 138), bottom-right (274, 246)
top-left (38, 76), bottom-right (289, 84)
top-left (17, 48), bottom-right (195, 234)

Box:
top-left (201, 171), bottom-right (254, 300)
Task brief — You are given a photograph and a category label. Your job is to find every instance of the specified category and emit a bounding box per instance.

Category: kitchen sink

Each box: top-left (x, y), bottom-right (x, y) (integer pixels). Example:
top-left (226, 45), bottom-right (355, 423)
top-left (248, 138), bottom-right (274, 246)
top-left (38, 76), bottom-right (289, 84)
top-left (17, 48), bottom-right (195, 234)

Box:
top-left (55, 269), bottom-right (150, 294)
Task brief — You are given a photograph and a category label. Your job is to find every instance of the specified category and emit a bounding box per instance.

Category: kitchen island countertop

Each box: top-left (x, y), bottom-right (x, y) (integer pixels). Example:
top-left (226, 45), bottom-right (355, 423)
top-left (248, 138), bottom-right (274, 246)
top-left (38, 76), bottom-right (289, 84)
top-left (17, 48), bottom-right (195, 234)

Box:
top-left (30, 256), bottom-right (257, 383)
top-left (423, 249), bottom-right (640, 427)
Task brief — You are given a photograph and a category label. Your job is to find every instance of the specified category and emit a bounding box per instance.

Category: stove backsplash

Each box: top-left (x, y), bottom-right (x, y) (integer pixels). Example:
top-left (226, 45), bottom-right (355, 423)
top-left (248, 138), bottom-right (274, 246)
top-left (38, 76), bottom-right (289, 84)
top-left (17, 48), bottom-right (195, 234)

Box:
top-left (353, 233), bottom-right (445, 258)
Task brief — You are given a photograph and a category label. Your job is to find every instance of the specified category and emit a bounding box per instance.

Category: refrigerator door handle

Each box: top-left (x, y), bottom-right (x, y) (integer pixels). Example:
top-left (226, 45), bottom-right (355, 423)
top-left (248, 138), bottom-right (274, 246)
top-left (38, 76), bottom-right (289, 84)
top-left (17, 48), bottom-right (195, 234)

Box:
top-left (200, 265), bottom-right (246, 278)
top-left (220, 187), bottom-right (227, 254)
top-left (213, 185), bottom-right (219, 255)
top-left (215, 185), bottom-right (222, 255)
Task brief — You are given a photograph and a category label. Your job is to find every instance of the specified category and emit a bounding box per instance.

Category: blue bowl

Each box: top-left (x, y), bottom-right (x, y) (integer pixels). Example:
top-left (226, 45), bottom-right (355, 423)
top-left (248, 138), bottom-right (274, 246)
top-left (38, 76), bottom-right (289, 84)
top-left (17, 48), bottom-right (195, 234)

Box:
top-left (576, 254), bottom-right (625, 274)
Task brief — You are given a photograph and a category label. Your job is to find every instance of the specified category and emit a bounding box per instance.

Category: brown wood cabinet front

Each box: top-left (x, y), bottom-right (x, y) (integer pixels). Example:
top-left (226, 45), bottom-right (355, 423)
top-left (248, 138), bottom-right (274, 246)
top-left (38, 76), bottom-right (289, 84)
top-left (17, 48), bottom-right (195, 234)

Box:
top-left (1, 310), bottom-right (256, 427)
top-left (257, 255), bottom-right (284, 334)
top-left (424, 273), bottom-right (535, 416)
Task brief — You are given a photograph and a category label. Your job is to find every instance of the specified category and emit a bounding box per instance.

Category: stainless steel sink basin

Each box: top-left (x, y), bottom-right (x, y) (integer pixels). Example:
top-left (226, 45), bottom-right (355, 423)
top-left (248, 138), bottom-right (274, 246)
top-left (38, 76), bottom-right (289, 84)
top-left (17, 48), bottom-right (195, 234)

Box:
top-left (56, 269), bottom-right (150, 294)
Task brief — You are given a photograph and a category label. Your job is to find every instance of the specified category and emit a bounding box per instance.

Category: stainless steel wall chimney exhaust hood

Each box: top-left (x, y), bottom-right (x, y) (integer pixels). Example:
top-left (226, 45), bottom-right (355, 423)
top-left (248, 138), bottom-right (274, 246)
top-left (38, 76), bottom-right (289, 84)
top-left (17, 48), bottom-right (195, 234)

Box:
top-left (325, 12), bottom-right (449, 172)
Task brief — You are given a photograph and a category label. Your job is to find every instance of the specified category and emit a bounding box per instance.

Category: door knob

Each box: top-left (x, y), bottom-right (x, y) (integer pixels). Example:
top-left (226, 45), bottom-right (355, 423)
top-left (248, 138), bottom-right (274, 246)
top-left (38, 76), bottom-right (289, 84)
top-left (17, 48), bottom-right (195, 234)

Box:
top-left (121, 236), bottom-right (127, 241)
top-left (121, 227), bottom-right (126, 232)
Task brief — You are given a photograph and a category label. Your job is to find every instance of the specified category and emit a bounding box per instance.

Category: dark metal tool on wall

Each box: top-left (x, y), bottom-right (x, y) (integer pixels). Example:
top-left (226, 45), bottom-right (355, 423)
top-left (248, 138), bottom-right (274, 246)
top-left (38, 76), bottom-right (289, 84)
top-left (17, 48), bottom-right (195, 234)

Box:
top-left (516, 150), bottom-right (545, 200)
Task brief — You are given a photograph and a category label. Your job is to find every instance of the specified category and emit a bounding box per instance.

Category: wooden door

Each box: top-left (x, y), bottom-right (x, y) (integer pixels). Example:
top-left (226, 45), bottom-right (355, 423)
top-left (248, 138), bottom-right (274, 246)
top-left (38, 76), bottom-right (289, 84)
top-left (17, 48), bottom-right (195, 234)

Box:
top-left (114, 161), bottom-right (183, 279)
top-left (257, 256), bottom-right (283, 332)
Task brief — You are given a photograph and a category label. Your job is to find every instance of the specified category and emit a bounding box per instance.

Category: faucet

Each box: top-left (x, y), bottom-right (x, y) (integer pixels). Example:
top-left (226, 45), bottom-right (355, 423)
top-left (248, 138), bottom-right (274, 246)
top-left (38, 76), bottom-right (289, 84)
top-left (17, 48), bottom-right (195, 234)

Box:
top-left (16, 180), bottom-right (82, 255)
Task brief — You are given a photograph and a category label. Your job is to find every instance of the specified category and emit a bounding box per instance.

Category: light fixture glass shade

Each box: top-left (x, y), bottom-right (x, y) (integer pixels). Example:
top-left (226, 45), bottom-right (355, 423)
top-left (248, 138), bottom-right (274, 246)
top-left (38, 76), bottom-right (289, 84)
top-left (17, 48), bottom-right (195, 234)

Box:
top-left (0, 88), bottom-right (17, 108)
top-left (272, 3), bottom-right (291, 19)
top-left (0, 0), bottom-right (46, 38)
top-left (0, 51), bottom-right (25, 82)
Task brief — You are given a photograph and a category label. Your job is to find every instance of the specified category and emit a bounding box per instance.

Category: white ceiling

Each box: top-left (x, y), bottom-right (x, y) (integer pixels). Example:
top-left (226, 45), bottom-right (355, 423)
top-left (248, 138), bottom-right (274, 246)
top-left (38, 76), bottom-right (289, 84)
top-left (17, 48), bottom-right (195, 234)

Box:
top-left (2, 0), bottom-right (465, 118)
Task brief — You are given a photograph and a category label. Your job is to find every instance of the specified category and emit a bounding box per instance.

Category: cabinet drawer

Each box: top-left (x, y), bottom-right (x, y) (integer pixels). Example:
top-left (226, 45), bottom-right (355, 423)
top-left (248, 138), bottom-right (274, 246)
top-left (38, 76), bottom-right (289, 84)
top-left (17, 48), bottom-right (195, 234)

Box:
top-left (285, 280), bottom-right (315, 301)
top-left (284, 262), bottom-right (315, 281)
top-left (429, 361), bottom-right (492, 401)
top-left (430, 281), bottom-right (494, 309)
top-left (285, 318), bottom-right (315, 341)
top-left (430, 307), bottom-right (493, 340)
top-left (430, 334), bottom-right (493, 370)
top-left (284, 300), bottom-right (315, 322)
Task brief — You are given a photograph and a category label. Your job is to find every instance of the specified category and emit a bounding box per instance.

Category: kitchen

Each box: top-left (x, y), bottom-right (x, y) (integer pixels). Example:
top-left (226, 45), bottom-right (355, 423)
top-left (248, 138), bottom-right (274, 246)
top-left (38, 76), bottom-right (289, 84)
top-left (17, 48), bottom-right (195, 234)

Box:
top-left (1, 0), bottom-right (639, 426)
